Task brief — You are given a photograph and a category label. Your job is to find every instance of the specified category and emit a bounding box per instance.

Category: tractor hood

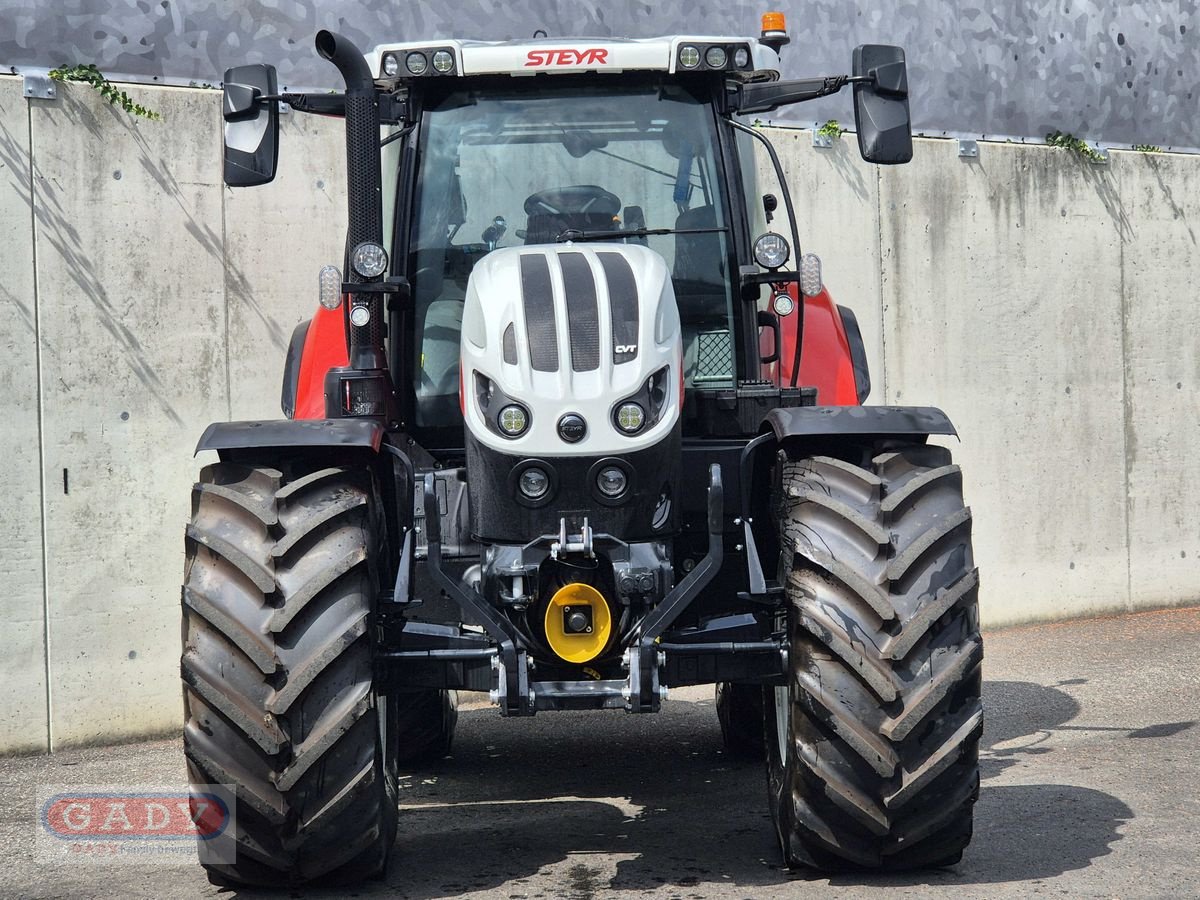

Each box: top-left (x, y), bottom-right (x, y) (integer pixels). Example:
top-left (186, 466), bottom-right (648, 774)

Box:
top-left (461, 243), bottom-right (682, 457)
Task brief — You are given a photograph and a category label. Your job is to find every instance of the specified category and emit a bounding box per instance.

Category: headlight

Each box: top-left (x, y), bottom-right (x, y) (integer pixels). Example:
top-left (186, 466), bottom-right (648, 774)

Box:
top-left (754, 232), bottom-right (790, 270)
top-left (733, 46), bottom-right (750, 68)
top-left (406, 52), bottom-right (428, 75)
top-left (432, 50), bottom-right (454, 73)
top-left (614, 402), bottom-right (645, 434)
top-left (381, 53), bottom-right (399, 77)
top-left (678, 45), bottom-right (700, 68)
top-left (705, 46), bottom-right (727, 68)
top-left (498, 404), bottom-right (529, 437)
top-left (596, 466), bottom-right (628, 498)
top-left (351, 241), bottom-right (388, 278)
top-left (518, 467), bottom-right (550, 500)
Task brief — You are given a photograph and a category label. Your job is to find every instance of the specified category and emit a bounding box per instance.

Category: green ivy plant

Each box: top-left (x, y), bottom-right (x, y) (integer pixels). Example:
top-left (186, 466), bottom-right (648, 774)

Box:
top-left (817, 119), bottom-right (847, 140)
top-left (1045, 130), bottom-right (1105, 163)
top-left (48, 64), bottom-right (162, 121)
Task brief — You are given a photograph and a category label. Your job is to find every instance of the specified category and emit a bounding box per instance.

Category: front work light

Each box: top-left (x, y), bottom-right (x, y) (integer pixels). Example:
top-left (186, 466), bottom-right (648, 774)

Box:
top-left (351, 241), bottom-right (388, 278)
top-left (678, 45), bottom-right (700, 68)
top-left (406, 52), bottom-right (428, 75)
top-left (382, 53), bottom-right (399, 77)
top-left (705, 46), bottom-right (728, 68)
top-left (615, 402), bottom-right (645, 434)
top-left (498, 404), bottom-right (530, 436)
top-left (432, 50), bottom-right (454, 73)
top-left (754, 232), bottom-right (790, 270)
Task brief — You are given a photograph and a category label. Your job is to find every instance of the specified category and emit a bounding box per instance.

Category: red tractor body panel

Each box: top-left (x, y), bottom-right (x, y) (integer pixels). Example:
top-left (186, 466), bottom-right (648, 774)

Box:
top-left (774, 286), bottom-right (863, 406)
top-left (294, 304), bottom-right (349, 419)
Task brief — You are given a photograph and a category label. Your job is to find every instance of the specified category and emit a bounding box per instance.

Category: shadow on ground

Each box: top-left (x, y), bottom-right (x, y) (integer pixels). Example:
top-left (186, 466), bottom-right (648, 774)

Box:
top-left (222, 680), bottom-right (1147, 898)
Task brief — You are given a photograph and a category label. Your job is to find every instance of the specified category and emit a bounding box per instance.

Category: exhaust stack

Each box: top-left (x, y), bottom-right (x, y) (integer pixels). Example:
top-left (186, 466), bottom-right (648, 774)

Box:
top-left (316, 30), bottom-right (386, 372)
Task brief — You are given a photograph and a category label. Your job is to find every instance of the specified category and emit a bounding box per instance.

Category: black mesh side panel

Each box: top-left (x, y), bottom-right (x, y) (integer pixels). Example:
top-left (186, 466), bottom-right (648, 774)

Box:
top-left (559, 252), bottom-right (599, 372)
top-left (520, 254), bottom-right (559, 372)
top-left (343, 92), bottom-right (385, 358)
top-left (598, 252), bottom-right (639, 364)
top-left (503, 323), bottom-right (517, 365)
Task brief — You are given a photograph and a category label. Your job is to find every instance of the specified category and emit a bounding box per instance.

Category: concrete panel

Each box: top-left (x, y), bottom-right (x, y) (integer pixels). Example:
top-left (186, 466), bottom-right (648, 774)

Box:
top-left (880, 139), bottom-right (1130, 627)
top-left (224, 108), bottom-right (348, 421)
top-left (1119, 150), bottom-right (1200, 607)
top-left (762, 129), bottom-right (885, 392)
top-left (30, 84), bottom-right (227, 747)
top-left (0, 77), bottom-right (49, 754)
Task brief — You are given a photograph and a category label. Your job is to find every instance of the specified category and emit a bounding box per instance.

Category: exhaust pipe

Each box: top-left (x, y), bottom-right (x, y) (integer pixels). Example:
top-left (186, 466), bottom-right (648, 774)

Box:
top-left (316, 30), bottom-right (386, 371)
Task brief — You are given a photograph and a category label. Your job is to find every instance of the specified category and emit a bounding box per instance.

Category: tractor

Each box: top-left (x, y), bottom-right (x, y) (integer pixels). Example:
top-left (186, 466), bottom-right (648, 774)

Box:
top-left (182, 11), bottom-right (982, 885)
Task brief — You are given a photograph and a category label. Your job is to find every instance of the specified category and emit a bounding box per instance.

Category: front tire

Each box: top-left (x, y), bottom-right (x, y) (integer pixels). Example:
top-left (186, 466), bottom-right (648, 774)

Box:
top-left (181, 462), bottom-right (398, 886)
top-left (766, 444), bottom-right (982, 870)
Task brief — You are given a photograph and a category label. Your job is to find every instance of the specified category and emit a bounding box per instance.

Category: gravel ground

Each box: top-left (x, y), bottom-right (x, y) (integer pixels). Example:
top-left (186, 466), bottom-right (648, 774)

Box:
top-left (2, 605), bottom-right (1198, 899)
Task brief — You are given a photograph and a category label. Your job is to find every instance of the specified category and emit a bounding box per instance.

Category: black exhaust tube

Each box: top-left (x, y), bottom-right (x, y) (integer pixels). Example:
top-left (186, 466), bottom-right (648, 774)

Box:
top-left (316, 30), bottom-right (386, 371)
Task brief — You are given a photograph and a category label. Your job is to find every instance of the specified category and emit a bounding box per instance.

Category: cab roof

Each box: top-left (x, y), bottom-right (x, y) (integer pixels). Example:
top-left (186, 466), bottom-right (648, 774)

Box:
top-left (366, 36), bottom-right (782, 81)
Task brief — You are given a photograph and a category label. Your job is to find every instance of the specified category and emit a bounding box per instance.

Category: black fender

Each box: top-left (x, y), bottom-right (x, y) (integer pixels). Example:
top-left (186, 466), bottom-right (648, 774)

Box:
top-left (765, 404), bottom-right (956, 442)
top-left (196, 418), bottom-right (385, 458)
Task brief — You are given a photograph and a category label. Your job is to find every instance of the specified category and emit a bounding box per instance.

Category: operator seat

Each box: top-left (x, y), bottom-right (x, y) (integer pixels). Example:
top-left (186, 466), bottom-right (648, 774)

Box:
top-left (523, 184), bottom-right (621, 244)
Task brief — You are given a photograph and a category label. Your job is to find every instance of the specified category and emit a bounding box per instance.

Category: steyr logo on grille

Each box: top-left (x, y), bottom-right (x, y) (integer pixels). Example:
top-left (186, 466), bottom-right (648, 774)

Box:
top-left (525, 48), bottom-right (609, 67)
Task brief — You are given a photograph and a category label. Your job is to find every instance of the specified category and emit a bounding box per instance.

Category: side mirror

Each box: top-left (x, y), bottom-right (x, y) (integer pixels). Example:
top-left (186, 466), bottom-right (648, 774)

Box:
top-left (222, 64), bottom-right (279, 187)
top-left (852, 45), bottom-right (913, 165)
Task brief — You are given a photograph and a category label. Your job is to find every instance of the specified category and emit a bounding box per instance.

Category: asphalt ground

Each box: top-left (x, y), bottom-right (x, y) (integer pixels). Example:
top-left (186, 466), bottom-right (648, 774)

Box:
top-left (2, 606), bottom-right (1198, 899)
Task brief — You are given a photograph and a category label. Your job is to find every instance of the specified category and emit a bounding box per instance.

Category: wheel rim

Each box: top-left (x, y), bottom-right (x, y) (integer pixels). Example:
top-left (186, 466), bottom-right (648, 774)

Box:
top-left (773, 684), bottom-right (790, 762)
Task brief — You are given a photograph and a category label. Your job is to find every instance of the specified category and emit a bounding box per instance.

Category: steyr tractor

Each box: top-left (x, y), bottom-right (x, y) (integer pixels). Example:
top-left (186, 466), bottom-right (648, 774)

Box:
top-left (182, 11), bottom-right (982, 885)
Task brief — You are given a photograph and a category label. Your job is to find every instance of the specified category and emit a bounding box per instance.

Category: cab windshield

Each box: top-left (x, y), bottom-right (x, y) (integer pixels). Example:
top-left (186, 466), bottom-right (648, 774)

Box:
top-left (407, 79), bottom-right (736, 432)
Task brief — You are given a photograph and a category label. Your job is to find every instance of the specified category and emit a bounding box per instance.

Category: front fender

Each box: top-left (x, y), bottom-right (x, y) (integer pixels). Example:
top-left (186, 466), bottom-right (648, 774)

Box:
top-left (764, 405), bottom-right (956, 441)
top-left (196, 418), bottom-right (384, 457)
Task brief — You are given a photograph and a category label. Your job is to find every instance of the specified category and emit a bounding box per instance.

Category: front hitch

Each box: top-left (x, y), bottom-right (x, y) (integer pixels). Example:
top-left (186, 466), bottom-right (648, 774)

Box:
top-left (627, 464), bottom-right (724, 712)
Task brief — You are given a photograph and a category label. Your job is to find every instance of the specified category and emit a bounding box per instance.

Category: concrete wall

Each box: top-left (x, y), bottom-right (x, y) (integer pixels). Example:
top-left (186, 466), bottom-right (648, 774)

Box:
top-left (0, 77), bottom-right (1197, 753)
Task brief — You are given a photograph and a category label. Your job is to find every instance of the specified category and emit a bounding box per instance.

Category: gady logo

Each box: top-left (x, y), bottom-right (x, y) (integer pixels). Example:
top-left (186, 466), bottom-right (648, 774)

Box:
top-left (525, 48), bottom-right (609, 67)
top-left (41, 792), bottom-right (230, 841)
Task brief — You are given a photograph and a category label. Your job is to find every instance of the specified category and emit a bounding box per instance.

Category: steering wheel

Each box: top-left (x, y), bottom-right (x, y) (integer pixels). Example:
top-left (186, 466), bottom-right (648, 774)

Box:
top-left (524, 185), bottom-right (621, 218)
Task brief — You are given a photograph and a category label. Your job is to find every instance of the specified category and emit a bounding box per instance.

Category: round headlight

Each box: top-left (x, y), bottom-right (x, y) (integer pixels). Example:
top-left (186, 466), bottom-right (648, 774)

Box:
top-left (772, 292), bottom-right (795, 317)
top-left (733, 46), bottom-right (750, 68)
top-left (754, 232), bottom-right (791, 270)
top-left (596, 466), bottom-right (628, 498)
top-left (351, 241), bottom-right (388, 278)
top-left (349, 305), bottom-right (371, 327)
top-left (705, 46), bottom-right (728, 68)
top-left (498, 404), bottom-right (529, 436)
top-left (518, 467), bottom-right (550, 500)
top-left (432, 50), bottom-right (454, 73)
top-left (678, 45), bottom-right (700, 68)
top-left (615, 402), bottom-right (645, 434)
top-left (406, 52), bottom-right (428, 75)
top-left (382, 53), bottom-right (399, 77)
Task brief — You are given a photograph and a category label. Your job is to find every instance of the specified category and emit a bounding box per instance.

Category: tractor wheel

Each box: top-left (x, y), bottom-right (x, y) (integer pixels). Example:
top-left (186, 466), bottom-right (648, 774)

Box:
top-left (715, 681), bottom-right (765, 759)
top-left (181, 462), bottom-right (398, 886)
top-left (766, 444), bottom-right (982, 871)
top-left (394, 689), bottom-right (459, 766)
